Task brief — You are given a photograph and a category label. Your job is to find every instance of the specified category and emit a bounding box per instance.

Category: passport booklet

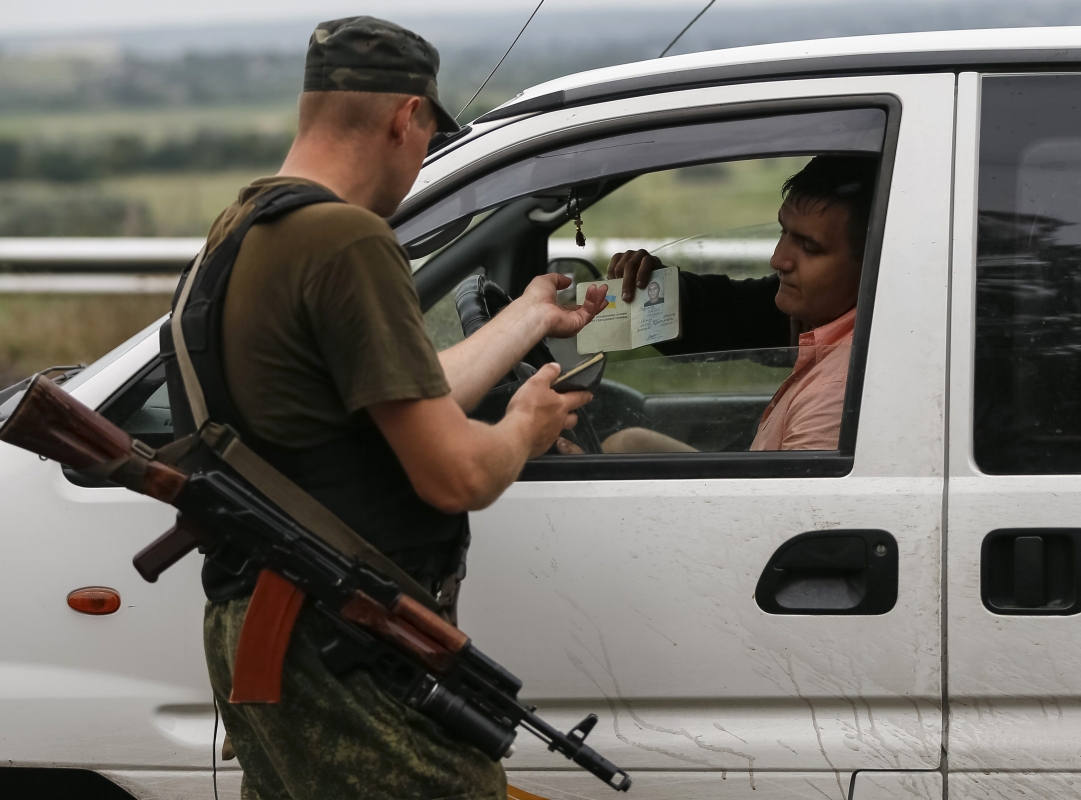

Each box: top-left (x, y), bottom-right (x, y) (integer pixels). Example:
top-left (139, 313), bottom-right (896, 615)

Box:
top-left (575, 266), bottom-right (681, 354)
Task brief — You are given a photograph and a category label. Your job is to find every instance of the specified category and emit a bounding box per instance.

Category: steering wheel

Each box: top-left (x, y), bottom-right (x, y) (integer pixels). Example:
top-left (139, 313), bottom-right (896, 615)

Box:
top-left (454, 275), bottom-right (602, 454)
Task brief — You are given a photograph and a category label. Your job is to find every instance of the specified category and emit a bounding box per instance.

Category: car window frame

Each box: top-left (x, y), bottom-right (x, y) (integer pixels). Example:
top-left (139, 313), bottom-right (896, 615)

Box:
top-left (400, 94), bottom-right (901, 480)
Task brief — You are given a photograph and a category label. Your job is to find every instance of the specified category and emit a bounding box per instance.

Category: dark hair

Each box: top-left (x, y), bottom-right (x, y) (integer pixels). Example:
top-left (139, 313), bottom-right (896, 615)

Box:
top-left (781, 155), bottom-right (878, 261)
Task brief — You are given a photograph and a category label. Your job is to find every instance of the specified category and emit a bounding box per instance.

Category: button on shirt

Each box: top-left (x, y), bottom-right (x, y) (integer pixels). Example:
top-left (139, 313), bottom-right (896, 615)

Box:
top-left (750, 308), bottom-right (856, 451)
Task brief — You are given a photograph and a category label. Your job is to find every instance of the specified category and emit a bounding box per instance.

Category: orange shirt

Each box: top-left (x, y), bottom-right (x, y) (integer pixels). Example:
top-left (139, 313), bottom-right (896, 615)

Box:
top-left (750, 308), bottom-right (855, 451)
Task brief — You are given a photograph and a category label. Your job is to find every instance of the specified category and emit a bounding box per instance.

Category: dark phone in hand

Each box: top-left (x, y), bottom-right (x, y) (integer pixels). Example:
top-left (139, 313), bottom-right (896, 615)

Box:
top-left (551, 353), bottom-right (606, 394)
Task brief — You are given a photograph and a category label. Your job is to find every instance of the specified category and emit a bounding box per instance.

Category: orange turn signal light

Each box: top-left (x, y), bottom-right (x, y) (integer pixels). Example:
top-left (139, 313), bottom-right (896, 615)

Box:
top-left (67, 587), bottom-right (121, 615)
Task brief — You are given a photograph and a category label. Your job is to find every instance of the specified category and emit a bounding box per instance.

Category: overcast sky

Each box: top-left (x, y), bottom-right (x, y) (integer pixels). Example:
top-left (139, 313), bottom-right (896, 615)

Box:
top-left (6, 0), bottom-right (882, 35)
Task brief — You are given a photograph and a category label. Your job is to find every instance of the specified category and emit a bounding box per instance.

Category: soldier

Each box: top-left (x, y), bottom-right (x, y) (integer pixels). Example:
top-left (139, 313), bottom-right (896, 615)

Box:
top-left (195, 17), bottom-right (609, 800)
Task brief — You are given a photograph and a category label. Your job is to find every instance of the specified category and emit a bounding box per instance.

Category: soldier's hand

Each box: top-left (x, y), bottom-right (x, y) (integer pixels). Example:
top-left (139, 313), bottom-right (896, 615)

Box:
top-left (507, 363), bottom-right (592, 458)
top-left (608, 250), bottom-right (662, 302)
top-left (519, 274), bottom-right (609, 339)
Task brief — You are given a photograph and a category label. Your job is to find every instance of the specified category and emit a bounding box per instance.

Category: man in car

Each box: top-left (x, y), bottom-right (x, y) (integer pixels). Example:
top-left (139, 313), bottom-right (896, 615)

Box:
top-left (197, 17), bottom-right (608, 800)
top-left (559, 155), bottom-right (875, 453)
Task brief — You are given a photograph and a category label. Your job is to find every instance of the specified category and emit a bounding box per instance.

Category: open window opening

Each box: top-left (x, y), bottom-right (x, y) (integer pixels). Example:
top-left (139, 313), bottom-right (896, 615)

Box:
top-left (402, 100), bottom-right (897, 480)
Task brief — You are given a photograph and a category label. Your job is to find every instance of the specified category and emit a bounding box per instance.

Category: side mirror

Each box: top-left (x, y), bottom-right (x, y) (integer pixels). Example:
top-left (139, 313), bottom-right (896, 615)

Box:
top-left (547, 256), bottom-right (601, 281)
top-left (547, 257), bottom-right (602, 305)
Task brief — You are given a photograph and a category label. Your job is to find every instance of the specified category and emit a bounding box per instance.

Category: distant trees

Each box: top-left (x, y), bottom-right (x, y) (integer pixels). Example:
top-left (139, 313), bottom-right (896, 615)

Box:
top-left (0, 130), bottom-right (294, 182)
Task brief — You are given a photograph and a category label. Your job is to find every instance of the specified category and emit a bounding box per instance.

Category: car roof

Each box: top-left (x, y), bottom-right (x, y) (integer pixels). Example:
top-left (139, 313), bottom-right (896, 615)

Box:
top-left (476, 26), bottom-right (1081, 123)
top-left (408, 26), bottom-right (1081, 219)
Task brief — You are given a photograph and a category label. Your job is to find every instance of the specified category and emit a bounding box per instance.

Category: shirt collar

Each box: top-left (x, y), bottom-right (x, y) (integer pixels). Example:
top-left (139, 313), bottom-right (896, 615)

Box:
top-left (798, 307), bottom-right (857, 348)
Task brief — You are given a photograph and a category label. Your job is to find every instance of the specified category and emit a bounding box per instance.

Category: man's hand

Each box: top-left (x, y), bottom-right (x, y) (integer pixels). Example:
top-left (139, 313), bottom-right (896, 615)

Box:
top-left (437, 274), bottom-right (606, 413)
top-left (371, 362), bottom-right (592, 512)
top-left (608, 250), bottom-right (663, 302)
top-left (506, 363), bottom-right (592, 458)
top-left (518, 273), bottom-right (609, 339)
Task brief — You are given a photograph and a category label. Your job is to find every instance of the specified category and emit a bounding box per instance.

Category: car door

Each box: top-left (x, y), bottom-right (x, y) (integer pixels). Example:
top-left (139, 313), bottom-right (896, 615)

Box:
top-left (0, 323), bottom-right (237, 799)
top-left (947, 71), bottom-right (1081, 798)
top-left (403, 73), bottom-right (954, 799)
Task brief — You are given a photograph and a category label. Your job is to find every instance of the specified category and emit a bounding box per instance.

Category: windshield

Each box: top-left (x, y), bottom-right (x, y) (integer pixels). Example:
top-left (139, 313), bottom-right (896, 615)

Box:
top-left (61, 314), bottom-right (168, 394)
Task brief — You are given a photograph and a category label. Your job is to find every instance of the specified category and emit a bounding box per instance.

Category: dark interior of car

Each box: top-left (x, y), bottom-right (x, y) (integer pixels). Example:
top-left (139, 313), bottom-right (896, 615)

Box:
top-left (403, 177), bottom-right (778, 456)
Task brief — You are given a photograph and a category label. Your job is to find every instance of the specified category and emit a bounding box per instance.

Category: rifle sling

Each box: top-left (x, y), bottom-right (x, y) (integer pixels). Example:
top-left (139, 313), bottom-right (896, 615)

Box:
top-left (201, 423), bottom-right (440, 611)
top-left (171, 202), bottom-right (442, 614)
top-left (171, 246), bottom-right (210, 430)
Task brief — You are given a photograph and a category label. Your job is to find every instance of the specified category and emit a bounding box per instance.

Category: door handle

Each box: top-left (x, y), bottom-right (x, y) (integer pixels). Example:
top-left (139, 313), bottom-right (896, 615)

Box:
top-left (755, 530), bottom-right (897, 615)
top-left (982, 529), bottom-right (1081, 615)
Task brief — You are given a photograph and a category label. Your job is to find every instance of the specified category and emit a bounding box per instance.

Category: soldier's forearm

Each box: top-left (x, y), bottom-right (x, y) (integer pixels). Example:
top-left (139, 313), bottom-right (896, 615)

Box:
top-left (369, 394), bottom-right (532, 513)
top-left (437, 302), bottom-right (549, 411)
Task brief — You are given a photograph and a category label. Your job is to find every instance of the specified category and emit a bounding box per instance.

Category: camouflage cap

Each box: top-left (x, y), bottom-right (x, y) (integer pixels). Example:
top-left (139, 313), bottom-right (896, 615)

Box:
top-left (304, 16), bottom-right (460, 133)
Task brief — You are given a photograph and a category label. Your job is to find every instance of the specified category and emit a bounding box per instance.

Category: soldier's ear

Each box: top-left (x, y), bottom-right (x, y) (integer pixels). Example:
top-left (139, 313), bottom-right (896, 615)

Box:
top-left (389, 96), bottom-right (424, 144)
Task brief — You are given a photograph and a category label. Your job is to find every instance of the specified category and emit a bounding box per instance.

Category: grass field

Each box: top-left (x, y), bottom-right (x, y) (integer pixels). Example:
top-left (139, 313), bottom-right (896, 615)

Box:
top-left (0, 294), bottom-right (172, 388)
top-left (101, 169), bottom-right (273, 236)
top-left (0, 169), bottom-right (271, 236)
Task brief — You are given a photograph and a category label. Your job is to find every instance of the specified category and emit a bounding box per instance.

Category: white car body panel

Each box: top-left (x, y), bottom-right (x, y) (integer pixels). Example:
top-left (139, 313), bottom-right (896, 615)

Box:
top-left (463, 73), bottom-right (953, 795)
top-left (102, 770), bottom-right (240, 800)
top-left (2, 27), bottom-right (1080, 800)
top-left (946, 71), bottom-right (1081, 791)
top-left (0, 327), bottom-right (234, 784)
top-left (851, 771), bottom-right (943, 800)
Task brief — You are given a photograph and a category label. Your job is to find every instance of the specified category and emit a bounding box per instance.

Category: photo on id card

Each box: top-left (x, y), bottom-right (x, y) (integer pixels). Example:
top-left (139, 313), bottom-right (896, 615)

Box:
top-left (576, 266), bottom-right (682, 354)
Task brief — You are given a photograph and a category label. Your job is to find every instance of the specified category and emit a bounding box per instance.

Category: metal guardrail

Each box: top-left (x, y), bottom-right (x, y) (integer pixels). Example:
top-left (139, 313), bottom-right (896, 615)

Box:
top-left (0, 238), bottom-right (204, 273)
top-left (0, 237), bottom-right (774, 293)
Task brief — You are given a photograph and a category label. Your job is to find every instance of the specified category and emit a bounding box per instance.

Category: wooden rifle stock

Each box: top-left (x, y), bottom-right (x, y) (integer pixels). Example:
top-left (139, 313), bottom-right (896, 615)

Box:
top-left (231, 570), bottom-right (307, 703)
top-left (0, 374), bottom-right (187, 503)
top-left (339, 591), bottom-right (466, 676)
top-left (229, 576), bottom-right (470, 703)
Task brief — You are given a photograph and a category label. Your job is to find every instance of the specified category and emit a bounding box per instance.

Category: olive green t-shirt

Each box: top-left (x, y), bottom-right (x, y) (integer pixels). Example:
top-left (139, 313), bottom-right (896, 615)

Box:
top-left (210, 176), bottom-right (450, 447)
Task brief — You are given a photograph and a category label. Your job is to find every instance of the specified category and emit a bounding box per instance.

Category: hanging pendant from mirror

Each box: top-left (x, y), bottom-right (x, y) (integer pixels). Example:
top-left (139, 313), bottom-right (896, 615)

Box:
top-left (568, 194), bottom-right (586, 248)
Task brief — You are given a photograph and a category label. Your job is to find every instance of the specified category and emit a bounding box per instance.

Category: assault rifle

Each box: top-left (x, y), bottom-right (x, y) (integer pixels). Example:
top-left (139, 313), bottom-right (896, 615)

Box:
top-left (0, 374), bottom-right (632, 792)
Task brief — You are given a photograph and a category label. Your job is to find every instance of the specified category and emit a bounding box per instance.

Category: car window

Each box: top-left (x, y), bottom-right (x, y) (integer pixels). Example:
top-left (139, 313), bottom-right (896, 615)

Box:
top-left (404, 102), bottom-right (896, 478)
top-left (100, 360), bottom-right (174, 450)
top-left (468, 347), bottom-right (806, 456)
top-left (974, 74), bottom-right (1081, 474)
top-left (424, 289), bottom-right (468, 352)
top-left (550, 157), bottom-right (807, 279)
top-left (537, 157), bottom-right (811, 454)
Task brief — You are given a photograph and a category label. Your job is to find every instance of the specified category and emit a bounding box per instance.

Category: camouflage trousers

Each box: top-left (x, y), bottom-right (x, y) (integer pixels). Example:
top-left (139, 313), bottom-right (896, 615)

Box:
top-left (204, 597), bottom-right (507, 800)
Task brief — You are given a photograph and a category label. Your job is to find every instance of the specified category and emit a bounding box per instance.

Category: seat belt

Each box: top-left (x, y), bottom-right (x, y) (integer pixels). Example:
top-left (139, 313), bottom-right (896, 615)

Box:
top-left (172, 239), bottom-right (443, 616)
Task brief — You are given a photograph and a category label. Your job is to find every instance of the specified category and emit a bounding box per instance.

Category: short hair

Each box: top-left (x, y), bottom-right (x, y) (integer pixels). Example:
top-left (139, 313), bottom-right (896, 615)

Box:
top-left (781, 155), bottom-right (878, 261)
top-left (297, 91), bottom-right (434, 138)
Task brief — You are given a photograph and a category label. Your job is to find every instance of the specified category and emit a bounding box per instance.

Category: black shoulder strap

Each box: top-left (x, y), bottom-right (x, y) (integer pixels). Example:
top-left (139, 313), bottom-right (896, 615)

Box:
top-left (167, 184), bottom-right (343, 432)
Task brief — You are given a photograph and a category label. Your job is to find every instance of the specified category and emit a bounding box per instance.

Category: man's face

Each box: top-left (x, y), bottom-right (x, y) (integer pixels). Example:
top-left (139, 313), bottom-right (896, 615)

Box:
top-left (647, 283), bottom-right (660, 302)
top-left (771, 197), bottom-right (861, 328)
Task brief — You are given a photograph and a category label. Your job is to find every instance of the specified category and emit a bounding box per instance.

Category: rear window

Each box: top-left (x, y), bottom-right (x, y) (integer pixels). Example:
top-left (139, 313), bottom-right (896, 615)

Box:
top-left (974, 74), bottom-right (1081, 474)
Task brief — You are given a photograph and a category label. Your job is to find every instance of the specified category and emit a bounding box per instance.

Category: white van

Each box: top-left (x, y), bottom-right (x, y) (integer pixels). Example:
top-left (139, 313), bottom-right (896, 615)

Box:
top-left (3, 26), bottom-right (1081, 800)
